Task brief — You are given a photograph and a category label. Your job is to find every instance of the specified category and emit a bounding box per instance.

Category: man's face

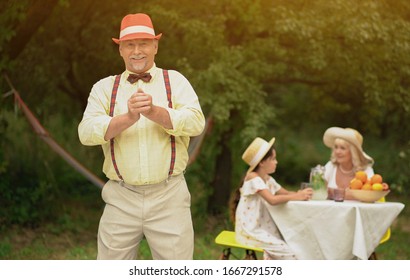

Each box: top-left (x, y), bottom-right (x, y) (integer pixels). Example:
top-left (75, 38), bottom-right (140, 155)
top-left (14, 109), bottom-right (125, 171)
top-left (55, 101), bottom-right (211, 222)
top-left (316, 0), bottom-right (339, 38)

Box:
top-left (119, 38), bottom-right (158, 73)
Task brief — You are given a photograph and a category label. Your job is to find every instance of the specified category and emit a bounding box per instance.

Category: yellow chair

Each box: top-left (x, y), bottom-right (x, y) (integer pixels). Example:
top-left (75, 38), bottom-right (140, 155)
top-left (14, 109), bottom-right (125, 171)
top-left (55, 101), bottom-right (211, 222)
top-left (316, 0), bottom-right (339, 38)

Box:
top-left (215, 230), bottom-right (263, 260)
top-left (377, 196), bottom-right (391, 245)
top-left (369, 196), bottom-right (391, 259)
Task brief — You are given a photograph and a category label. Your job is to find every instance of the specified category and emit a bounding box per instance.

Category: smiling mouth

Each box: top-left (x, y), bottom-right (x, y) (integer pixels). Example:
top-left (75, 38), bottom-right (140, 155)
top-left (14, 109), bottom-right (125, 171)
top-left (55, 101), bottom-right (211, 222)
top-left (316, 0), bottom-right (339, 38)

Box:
top-left (131, 56), bottom-right (145, 61)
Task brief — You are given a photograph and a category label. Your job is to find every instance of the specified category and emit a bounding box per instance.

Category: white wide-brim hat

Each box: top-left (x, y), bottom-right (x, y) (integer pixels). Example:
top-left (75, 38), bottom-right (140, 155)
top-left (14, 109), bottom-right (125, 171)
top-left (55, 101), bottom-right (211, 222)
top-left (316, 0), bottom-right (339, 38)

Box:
top-left (242, 137), bottom-right (276, 174)
top-left (323, 127), bottom-right (373, 163)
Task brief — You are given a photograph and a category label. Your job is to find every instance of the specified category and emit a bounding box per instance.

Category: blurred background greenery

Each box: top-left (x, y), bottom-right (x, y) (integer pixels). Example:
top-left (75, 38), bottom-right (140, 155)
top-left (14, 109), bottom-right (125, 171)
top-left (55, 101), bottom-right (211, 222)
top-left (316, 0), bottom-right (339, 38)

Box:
top-left (1, 0), bottom-right (409, 259)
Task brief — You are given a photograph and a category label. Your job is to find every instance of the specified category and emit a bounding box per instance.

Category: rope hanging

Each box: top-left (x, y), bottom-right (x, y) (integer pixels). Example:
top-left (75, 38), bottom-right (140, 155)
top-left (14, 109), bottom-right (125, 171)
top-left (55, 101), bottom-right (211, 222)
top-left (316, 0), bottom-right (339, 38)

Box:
top-left (3, 74), bottom-right (105, 189)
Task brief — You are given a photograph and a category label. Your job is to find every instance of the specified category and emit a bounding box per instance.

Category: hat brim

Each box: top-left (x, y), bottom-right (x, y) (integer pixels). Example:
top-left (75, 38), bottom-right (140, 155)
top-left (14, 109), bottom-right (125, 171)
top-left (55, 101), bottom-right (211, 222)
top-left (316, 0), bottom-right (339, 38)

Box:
top-left (323, 127), bottom-right (373, 162)
top-left (112, 33), bottom-right (162, 44)
top-left (247, 137), bottom-right (276, 174)
top-left (323, 127), bottom-right (350, 149)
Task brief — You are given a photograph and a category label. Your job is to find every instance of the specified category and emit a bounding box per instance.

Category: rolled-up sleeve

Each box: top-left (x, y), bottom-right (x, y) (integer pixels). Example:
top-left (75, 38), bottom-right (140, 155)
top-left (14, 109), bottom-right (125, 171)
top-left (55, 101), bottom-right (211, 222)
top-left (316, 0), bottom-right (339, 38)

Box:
top-left (78, 78), bottom-right (113, 146)
top-left (164, 71), bottom-right (205, 137)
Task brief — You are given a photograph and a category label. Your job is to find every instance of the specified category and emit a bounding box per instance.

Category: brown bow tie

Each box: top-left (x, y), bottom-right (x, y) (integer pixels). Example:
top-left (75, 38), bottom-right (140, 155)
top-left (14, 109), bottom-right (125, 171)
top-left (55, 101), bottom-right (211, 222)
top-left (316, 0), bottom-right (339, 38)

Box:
top-left (127, 73), bottom-right (152, 84)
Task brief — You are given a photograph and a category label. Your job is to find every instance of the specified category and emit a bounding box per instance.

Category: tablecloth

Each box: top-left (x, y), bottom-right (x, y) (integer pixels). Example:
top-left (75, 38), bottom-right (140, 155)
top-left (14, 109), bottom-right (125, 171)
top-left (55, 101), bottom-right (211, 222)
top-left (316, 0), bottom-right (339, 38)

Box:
top-left (264, 200), bottom-right (405, 259)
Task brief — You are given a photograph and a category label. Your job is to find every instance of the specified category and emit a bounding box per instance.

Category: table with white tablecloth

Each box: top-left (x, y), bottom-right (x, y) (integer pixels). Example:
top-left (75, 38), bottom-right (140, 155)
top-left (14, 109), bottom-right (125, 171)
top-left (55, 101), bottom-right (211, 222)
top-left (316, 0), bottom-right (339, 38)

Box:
top-left (264, 200), bottom-right (405, 260)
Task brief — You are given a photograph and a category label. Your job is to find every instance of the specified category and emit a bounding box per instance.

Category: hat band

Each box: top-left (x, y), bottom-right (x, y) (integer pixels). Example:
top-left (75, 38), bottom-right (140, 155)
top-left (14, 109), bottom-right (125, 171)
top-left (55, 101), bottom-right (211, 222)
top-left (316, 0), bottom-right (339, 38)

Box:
top-left (119, 25), bottom-right (155, 39)
top-left (249, 142), bottom-right (269, 166)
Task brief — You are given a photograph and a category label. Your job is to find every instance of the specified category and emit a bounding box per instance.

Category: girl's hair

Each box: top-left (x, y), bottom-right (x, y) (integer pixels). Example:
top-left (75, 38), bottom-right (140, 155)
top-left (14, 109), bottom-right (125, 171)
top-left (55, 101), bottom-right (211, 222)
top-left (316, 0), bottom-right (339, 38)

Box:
top-left (330, 138), bottom-right (372, 171)
top-left (229, 147), bottom-right (275, 224)
top-left (229, 178), bottom-right (243, 225)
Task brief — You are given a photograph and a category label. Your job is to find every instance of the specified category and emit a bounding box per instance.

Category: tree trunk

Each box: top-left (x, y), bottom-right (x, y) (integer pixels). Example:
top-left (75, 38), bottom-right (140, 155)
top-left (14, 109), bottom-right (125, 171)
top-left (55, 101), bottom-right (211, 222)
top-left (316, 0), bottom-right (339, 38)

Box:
top-left (5, 0), bottom-right (59, 60)
top-left (207, 129), bottom-right (233, 215)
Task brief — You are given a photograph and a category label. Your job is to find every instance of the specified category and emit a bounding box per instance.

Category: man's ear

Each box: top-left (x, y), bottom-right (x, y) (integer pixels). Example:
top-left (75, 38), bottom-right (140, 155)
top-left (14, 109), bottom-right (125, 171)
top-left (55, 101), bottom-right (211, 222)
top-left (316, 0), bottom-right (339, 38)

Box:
top-left (154, 40), bottom-right (159, 54)
top-left (118, 44), bottom-right (122, 55)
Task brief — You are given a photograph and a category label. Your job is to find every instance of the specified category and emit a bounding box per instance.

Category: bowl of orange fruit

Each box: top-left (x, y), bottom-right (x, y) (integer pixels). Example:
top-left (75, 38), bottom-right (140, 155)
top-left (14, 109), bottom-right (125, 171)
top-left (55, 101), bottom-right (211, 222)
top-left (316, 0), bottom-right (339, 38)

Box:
top-left (347, 171), bottom-right (390, 203)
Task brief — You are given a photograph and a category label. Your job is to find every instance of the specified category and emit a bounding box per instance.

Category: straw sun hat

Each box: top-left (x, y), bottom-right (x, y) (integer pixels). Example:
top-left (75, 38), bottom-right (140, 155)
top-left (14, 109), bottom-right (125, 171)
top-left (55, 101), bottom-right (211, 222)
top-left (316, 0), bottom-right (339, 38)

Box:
top-left (323, 127), bottom-right (373, 163)
top-left (112, 13), bottom-right (162, 44)
top-left (242, 137), bottom-right (276, 173)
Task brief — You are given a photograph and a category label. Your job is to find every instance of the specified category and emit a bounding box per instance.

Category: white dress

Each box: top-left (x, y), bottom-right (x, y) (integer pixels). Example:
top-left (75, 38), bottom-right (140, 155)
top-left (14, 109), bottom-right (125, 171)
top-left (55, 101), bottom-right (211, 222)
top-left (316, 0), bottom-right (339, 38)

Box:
top-left (323, 161), bottom-right (374, 189)
top-left (235, 176), bottom-right (297, 260)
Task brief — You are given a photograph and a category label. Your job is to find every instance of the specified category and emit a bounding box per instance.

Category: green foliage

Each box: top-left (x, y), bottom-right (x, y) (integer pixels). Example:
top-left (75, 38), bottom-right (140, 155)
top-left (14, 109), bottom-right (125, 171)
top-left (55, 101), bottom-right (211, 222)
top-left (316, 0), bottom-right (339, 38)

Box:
top-left (368, 139), bottom-right (410, 195)
top-left (395, 142), bottom-right (410, 193)
top-left (0, 238), bottom-right (12, 258)
top-left (273, 127), bottom-right (327, 185)
top-left (0, 1), bottom-right (28, 51)
top-left (1, 0), bottom-right (410, 223)
top-left (0, 110), bottom-right (55, 225)
top-left (0, 108), bottom-right (102, 226)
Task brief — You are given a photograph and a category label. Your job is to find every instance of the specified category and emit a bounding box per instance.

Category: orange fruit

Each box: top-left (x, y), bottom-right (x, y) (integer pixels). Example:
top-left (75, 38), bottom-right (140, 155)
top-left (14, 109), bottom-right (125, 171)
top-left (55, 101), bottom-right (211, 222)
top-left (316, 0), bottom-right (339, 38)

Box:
top-left (371, 174), bottom-right (383, 184)
top-left (362, 183), bottom-right (372, 190)
top-left (350, 178), bottom-right (363, 190)
top-left (372, 183), bottom-right (383, 191)
top-left (355, 171), bottom-right (368, 184)
top-left (382, 183), bottom-right (389, 191)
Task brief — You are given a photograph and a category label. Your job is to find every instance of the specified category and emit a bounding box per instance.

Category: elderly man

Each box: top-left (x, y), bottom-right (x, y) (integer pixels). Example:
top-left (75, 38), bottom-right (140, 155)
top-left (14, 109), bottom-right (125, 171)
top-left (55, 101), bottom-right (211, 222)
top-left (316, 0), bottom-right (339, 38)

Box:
top-left (78, 13), bottom-right (205, 260)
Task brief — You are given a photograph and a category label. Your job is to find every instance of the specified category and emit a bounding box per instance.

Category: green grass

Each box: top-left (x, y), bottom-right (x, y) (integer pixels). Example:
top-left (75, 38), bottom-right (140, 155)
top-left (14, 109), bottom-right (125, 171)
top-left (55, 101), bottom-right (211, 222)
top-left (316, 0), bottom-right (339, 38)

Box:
top-left (0, 194), bottom-right (408, 260)
top-left (371, 194), bottom-right (410, 260)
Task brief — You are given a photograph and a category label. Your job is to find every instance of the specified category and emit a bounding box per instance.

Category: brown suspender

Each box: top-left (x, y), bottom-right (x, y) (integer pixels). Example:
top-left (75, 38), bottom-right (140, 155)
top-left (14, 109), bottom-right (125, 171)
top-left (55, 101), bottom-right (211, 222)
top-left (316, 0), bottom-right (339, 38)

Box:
top-left (109, 74), bottom-right (123, 181)
top-left (109, 70), bottom-right (175, 182)
top-left (162, 69), bottom-right (176, 176)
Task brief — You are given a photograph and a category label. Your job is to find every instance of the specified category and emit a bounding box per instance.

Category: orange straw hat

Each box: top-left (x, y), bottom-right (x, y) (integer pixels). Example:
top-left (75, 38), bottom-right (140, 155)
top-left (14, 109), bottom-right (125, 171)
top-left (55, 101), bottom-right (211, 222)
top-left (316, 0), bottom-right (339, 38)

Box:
top-left (242, 137), bottom-right (276, 174)
top-left (323, 127), bottom-right (374, 164)
top-left (112, 13), bottom-right (162, 44)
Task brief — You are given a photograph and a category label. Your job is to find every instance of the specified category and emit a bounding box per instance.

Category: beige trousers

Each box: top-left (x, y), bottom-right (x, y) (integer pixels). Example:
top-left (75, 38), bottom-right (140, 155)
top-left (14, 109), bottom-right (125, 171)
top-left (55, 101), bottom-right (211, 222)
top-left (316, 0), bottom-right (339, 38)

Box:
top-left (97, 174), bottom-right (194, 260)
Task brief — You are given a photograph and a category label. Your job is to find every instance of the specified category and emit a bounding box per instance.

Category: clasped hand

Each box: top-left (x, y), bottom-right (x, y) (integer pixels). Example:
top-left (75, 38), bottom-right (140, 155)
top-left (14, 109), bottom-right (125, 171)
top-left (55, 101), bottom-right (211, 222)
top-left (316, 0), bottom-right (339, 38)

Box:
top-left (127, 88), bottom-right (153, 120)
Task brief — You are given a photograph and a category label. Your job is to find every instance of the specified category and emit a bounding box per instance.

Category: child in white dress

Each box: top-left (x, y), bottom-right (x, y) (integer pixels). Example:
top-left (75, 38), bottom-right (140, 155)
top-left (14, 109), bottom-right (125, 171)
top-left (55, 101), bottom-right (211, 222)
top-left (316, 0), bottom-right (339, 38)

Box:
top-left (233, 136), bottom-right (313, 260)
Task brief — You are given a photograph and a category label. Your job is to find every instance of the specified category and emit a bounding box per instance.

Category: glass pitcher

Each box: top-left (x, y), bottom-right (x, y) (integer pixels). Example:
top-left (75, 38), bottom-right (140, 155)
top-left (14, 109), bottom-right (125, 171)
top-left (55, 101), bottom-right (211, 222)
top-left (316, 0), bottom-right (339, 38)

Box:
top-left (309, 164), bottom-right (327, 200)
